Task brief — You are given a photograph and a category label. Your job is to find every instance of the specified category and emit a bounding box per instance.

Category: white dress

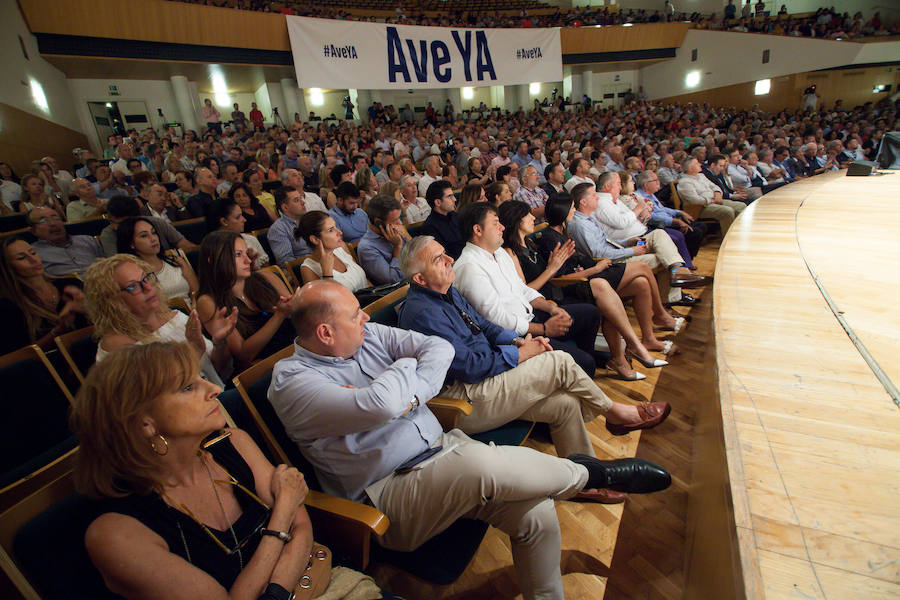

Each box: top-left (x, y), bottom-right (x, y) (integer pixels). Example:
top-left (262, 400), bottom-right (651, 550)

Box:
top-left (156, 260), bottom-right (191, 302)
top-left (301, 247), bottom-right (368, 292)
top-left (95, 311), bottom-right (226, 386)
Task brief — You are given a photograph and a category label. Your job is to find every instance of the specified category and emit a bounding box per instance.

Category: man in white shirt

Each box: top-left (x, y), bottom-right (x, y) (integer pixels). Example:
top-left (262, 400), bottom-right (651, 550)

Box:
top-left (399, 175), bottom-right (431, 224)
top-left (280, 168), bottom-right (327, 212)
top-left (453, 202), bottom-right (603, 377)
top-left (110, 143), bottom-right (142, 177)
top-left (592, 173), bottom-right (710, 303)
top-left (657, 153), bottom-right (681, 186)
top-left (564, 158), bottom-right (594, 193)
top-left (755, 149), bottom-right (786, 184)
top-left (67, 178), bottom-right (107, 222)
top-left (676, 157), bottom-right (745, 234)
top-left (417, 155), bottom-right (442, 197)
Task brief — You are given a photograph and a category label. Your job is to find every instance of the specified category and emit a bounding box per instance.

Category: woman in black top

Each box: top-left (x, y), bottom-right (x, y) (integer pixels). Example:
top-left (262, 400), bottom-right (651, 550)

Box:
top-left (230, 183), bottom-right (272, 233)
top-left (0, 236), bottom-right (89, 355)
top-left (72, 341), bottom-right (315, 599)
top-left (196, 231), bottom-right (296, 369)
top-left (498, 201), bottom-right (666, 380)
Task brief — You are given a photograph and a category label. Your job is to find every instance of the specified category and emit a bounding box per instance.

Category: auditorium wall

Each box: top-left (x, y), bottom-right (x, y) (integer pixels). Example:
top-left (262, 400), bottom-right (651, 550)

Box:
top-left (639, 30), bottom-right (886, 100)
top-left (2, 1), bottom-right (87, 172)
top-left (67, 79), bottom-right (182, 154)
top-left (653, 65), bottom-right (899, 112)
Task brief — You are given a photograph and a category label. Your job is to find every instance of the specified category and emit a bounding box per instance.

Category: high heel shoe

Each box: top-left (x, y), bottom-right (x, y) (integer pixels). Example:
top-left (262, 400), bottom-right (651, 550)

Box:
top-left (625, 349), bottom-right (669, 368)
top-left (604, 361), bottom-right (646, 381)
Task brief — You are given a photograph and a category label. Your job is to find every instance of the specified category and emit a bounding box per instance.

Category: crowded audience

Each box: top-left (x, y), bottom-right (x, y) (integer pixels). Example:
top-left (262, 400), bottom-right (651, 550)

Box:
top-left (2, 84), bottom-right (897, 600)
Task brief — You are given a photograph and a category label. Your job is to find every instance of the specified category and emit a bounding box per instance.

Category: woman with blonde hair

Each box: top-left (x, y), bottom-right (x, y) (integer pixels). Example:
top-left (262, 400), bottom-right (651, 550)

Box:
top-left (83, 254), bottom-right (236, 385)
top-left (354, 166), bottom-right (378, 206)
top-left (71, 341), bottom-right (381, 600)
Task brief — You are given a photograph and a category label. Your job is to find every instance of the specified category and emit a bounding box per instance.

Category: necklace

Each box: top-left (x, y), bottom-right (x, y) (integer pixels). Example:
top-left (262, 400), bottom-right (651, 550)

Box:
top-left (201, 455), bottom-right (244, 569)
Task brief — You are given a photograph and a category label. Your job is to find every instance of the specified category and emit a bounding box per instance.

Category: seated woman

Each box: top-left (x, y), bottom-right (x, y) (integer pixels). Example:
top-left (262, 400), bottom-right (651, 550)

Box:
top-left (230, 182), bottom-right (272, 233)
top-left (457, 183), bottom-right (485, 212)
top-left (466, 156), bottom-right (490, 187)
top-left (498, 201), bottom-right (666, 380)
top-left (296, 211), bottom-right (369, 293)
top-left (72, 341), bottom-right (382, 600)
top-left (206, 198), bottom-right (270, 270)
top-left (0, 236), bottom-right (88, 355)
top-left (83, 254), bottom-right (235, 386)
top-left (196, 231), bottom-right (297, 368)
top-left (354, 166), bottom-right (378, 206)
top-left (244, 169), bottom-right (278, 222)
top-left (485, 181), bottom-right (512, 206)
top-left (117, 217), bottom-right (198, 304)
top-left (15, 173), bottom-right (66, 219)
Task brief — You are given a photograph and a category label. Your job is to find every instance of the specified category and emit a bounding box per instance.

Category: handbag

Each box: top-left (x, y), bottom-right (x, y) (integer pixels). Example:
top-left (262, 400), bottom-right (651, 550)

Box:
top-left (293, 542), bottom-right (332, 600)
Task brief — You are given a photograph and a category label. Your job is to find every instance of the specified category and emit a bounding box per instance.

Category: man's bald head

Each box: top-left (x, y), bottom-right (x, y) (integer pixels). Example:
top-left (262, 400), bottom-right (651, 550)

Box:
top-left (292, 280), bottom-right (370, 358)
top-left (292, 280), bottom-right (341, 339)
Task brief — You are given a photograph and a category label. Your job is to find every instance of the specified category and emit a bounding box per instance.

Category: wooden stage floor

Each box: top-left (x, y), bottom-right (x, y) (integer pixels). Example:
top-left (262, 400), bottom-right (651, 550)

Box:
top-left (713, 170), bottom-right (900, 599)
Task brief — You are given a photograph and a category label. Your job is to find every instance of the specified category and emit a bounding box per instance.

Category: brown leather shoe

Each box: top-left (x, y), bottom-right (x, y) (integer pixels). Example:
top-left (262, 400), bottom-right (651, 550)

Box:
top-left (671, 273), bottom-right (713, 288)
top-left (605, 402), bottom-right (672, 436)
top-left (573, 488), bottom-right (627, 504)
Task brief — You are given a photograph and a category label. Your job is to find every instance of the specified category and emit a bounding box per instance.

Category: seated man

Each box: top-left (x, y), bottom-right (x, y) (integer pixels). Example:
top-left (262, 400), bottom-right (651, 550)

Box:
top-left (186, 167), bottom-right (219, 218)
top-left (417, 154), bottom-right (442, 197)
top-left (453, 202), bottom-right (603, 376)
top-left (512, 165), bottom-right (550, 220)
top-left (357, 194), bottom-right (410, 285)
top-left (634, 170), bottom-right (707, 266)
top-left (29, 207), bottom-right (105, 276)
top-left (269, 280), bottom-right (671, 600)
top-left (541, 162), bottom-right (571, 206)
top-left (593, 173), bottom-right (710, 304)
top-left (703, 154), bottom-right (752, 205)
top-left (268, 185), bottom-right (312, 266)
top-left (725, 148), bottom-right (763, 201)
top-left (399, 236), bottom-right (672, 502)
top-left (417, 180), bottom-right (464, 259)
top-left (67, 178), bottom-right (107, 222)
top-left (676, 157), bottom-right (746, 235)
top-left (328, 182), bottom-right (369, 243)
top-left (398, 175), bottom-right (431, 225)
top-left (564, 158), bottom-right (593, 193)
top-left (280, 168), bottom-right (327, 213)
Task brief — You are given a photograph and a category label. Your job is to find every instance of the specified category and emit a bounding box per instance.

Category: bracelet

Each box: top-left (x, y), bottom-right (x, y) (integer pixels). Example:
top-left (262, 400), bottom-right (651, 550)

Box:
top-left (261, 528), bottom-right (292, 543)
top-left (321, 274), bottom-right (334, 278)
top-left (541, 323), bottom-right (546, 336)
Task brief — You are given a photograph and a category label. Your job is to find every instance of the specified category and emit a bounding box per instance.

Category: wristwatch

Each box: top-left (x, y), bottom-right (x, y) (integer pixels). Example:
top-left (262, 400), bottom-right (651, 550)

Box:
top-left (259, 583), bottom-right (294, 600)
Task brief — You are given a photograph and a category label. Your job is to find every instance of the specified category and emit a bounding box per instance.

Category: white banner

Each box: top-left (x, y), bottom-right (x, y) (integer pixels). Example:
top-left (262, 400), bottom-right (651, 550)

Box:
top-left (286, 16), bottom-right (561, 90)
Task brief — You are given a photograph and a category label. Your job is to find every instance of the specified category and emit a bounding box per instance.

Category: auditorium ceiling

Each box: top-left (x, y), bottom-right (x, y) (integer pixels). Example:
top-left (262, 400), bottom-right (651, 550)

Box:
top-left (42, 56), bottom-right (301, 93)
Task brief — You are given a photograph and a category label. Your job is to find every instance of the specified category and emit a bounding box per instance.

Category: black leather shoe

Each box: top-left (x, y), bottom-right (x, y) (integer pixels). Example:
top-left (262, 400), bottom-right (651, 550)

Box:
top-left (667, 293), bottom-right (701, 307)
top-left (567, 455), bottom-right (672, 493)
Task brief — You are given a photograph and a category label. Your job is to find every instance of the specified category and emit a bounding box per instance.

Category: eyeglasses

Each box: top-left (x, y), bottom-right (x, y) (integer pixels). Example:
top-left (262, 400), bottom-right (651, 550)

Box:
top-left (35, 215), bottom-right (63, 224)
top-left (120, 271), bottom-right (157, 294)
top-left (457, 308), bottom-right (482, 335)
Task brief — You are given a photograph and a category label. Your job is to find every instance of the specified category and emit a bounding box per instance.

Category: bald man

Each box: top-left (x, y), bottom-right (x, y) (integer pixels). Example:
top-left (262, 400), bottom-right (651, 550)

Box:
top-left (269, 281), bottom-right (671, 600)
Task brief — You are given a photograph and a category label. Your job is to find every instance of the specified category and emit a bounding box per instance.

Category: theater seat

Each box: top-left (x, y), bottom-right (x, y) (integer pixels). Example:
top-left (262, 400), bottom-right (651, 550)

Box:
top-left (0, 345), bottom-right (76, 491)
top-left (173, 217), bottom-right (207, 244)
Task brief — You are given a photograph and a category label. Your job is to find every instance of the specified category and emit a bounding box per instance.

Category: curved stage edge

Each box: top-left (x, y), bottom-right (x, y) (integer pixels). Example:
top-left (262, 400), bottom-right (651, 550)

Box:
top-left (685, 170), bottom-right (900, 599)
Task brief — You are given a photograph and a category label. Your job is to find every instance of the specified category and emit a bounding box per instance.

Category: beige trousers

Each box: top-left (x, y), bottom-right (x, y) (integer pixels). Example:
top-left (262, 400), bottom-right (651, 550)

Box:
top-left (441, 350), bottom-right (612, 458)
top-left (377, 429), bottom-right (589, 600)
top-left (617, 228), bottom-right (684, 303)
top-left (699, 200), bottom-right (746, 234)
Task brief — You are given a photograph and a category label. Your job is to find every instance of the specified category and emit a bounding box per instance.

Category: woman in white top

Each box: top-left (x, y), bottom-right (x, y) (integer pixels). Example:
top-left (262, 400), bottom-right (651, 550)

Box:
top-left (16, 174), bottom-right (66, 219)
top-left (83, 254), bottom-right (236, 386)
top-left (117, 217), bottom-right (198, 303)
top-left (296, 210), bottom-right (369, 292)
top-left (205, 196), bottom-right (270, 269)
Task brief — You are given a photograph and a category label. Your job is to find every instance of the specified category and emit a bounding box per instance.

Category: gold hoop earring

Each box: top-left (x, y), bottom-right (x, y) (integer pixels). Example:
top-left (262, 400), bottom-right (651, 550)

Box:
top-left (150, 433), bottom-right (169, 456)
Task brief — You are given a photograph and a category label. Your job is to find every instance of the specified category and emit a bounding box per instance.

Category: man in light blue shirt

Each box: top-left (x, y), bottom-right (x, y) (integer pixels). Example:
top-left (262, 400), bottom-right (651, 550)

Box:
top-left (267, 185), bottom-right (311, 265)
top-left (328, 182), bottom-right (368, 243)
top-left (356, 194), bottom-right (408, 285)
top-left (268, 280), bottom-right (671, 600)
